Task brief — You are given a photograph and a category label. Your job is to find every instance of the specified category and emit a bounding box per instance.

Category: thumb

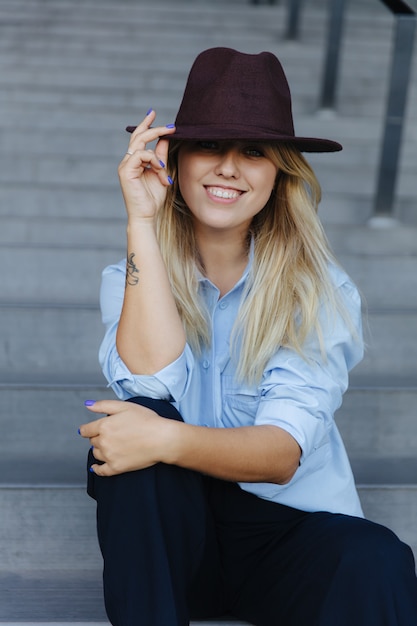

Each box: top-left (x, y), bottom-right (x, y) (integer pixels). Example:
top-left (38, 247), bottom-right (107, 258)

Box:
top-left (83, 399), bottom-right (126, 416)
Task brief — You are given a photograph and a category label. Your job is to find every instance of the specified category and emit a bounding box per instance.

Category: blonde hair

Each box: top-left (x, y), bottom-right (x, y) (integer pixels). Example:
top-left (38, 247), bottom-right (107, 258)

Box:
top-left (157, 141), bottom-right (342, 383)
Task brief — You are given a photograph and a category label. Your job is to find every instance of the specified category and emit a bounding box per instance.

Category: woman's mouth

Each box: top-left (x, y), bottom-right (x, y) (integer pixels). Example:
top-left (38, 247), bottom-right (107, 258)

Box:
top-left (206, 186), bottom-right (243, 200)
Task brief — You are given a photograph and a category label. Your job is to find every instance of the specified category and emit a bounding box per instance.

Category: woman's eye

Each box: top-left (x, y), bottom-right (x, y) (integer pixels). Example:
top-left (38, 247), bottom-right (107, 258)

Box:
top-left (245, 146), bottom-right (264, 157)
top-left (198, 141), bottom-right (218, 151)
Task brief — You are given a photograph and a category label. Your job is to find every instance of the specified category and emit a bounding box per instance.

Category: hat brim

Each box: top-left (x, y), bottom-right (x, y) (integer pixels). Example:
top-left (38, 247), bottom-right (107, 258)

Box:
top-left (125, 125), bottom-right (342, 153)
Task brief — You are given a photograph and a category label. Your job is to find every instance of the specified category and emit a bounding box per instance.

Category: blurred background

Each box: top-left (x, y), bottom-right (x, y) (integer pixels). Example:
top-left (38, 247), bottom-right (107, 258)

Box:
top-left (0, 0), bottom-right (416, 622)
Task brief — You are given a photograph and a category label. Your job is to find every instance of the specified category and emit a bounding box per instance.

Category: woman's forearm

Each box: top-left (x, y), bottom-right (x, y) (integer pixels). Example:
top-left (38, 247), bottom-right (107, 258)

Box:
top-left (165, 422), bottom-right (301, 485)
top-left (116, 219), bottom-right (186, 374)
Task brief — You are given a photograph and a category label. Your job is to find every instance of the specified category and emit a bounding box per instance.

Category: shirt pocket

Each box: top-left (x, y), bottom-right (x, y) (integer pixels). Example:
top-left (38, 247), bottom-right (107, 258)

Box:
top-left (221, 375), bottom-right (260, 428)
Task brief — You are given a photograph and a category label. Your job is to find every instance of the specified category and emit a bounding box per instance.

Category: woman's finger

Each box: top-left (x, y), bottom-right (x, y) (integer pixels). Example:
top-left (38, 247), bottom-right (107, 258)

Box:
top-left (126, 124), bottom-right (175, 154)
top-left (129, 108), bottom-right (156, 135)
top-left (154, 138), bottom-right (170, 171)
top-left (89, 444), bottom-right (103, 462)
top-left (120, 148), bottom-right (173, 186)
top-left (89, 462), bottom-right (115, 477)
top-left (125, 108), bottom-right (175, 152)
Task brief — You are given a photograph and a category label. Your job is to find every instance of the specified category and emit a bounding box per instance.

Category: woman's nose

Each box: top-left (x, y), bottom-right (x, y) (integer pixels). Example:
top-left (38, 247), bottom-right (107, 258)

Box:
top-left (214, 149), bottom-right (240, 178)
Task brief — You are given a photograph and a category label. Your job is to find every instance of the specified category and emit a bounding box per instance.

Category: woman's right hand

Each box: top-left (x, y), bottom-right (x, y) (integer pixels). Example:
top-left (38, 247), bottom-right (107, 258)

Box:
top-left (118, 110), bottom-right (176, 222)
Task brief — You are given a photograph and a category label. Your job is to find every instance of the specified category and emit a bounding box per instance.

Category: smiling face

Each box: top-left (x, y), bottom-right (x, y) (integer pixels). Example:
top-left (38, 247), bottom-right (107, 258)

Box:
top-left (177, 141), bottom-right (278, 238)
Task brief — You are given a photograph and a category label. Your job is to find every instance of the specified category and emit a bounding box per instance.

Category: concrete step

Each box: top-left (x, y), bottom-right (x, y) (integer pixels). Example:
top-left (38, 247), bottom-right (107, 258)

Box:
top-left (0, 182), bottom-right (415, 226)
top-left (1, 149), bottom-right (416, 191)
top-left (1, 117), bottom-right (415, 159)
top-left (0, 114), bottom-right (415, 227)
top-left (2, 215), bottom-right (416, 252)
top-left (354, 311), bottom-right (417, 381)
top-left (0, 305), bottom-right (104, 383)
top-left (0, 185), bottom-right (122, 220)
top-left (0, 1), bottom-right (414, 124)
top-left (0, 0), bottom-right (394, 44)
top-left (1, 237), bottom-right (416, 308)
top-left (318, 194), bottom-right (417, 226)
top-left (0, 384), bottom-right (415, 487)
top-left (0, 0), bottom-right (415, 232)
top-left (0, 483), bottom-right (415, 570)
top-left (0, 384), bottom-right (114, 486)
top-left (0, 13), bottom-right (413, 107)
top-left (0, 246), bottom-right (124, 305)
top-left (0, 32), bottom-right (412, 115)
top-left (1, 305), bottom-right (415, 381)
top-left (4, 214), bottom-right (417, 252)
top-left (337, 256), bottom-right (417, 311)
top-left (336, 385), bottom-right (417, 484)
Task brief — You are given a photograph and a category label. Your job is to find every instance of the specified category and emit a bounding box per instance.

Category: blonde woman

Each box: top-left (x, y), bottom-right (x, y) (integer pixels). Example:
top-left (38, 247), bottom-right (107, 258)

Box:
top-left (80, 48), bottom-right (417, 626)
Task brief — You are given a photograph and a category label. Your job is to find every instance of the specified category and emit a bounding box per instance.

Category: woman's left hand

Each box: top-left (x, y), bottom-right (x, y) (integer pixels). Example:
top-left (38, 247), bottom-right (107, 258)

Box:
top-left (79, 400), bottom-right (176, 476)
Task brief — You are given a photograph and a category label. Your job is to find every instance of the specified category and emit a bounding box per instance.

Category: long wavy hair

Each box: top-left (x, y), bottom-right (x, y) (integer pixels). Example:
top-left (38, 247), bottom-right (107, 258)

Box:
top-left (157, 140), bottom-right (343, 383)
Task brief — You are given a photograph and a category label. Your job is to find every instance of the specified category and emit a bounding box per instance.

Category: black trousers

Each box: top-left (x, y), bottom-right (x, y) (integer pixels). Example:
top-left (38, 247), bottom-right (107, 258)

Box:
top-left (87, 397), bottom-right (417, 626)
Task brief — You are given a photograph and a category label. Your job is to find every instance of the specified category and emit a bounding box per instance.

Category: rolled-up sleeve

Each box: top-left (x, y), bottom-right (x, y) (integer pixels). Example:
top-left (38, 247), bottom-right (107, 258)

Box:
top-left (98, 260), bottom-right (193, 401)
top-left (255, 275), bottom-right (363, 463)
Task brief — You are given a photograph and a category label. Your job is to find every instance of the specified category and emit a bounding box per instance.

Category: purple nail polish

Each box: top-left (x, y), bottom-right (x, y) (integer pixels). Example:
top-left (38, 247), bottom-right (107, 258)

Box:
top-left (159, 160), bottom-right (165, 168)
top-left (146, 108), bottom-right (153, 116)
top-left (167, 176), bottom-right (173, 185)
top-left (89, 466), bottom-right (95, 473)
top-left (84, 400), bottom-right (96, 407)
top-left (77, 428), bottom-right (81, 435)
top-left (166, 124), bottom-right (175, 129)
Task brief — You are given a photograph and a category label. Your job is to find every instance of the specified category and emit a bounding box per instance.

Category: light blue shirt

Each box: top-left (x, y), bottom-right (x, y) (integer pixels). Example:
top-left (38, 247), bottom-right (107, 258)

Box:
top-left (99, 254), bottom-right (364, 517)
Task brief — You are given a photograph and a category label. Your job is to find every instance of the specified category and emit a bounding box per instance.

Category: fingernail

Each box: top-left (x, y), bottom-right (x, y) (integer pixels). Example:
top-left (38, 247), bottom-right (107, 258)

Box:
top-left (77, 428), bottom-right (81, 435)
top-left (146, 108), bottom-right (153, 116)
top-left (166, 124), bottom-right (175, 129)
top-left (167, 176), bottom-right (173, 185)
top-left (89, 466), bottom-right (95, 473)
top-left (90, 445), bottom-right (94, 451)
top-left (84, 400), bottom-right (96, 407)
top-left (159, 160), bottom-right (165, 168)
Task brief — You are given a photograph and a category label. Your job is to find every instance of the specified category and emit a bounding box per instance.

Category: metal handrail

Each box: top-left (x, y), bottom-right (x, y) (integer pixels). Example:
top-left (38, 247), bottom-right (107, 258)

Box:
top-left (250, 0), bottom-right (416, 221)
top-left (285, 0), bottom-right (304, 40)
top-left (373, 1), bottom-right (416, 219)
top-left (316, 0), bottom-right (416, 220)
top-left (319, 0), bottom-right (347, 110)
top-left (250, 0), bottom-right (302, 39)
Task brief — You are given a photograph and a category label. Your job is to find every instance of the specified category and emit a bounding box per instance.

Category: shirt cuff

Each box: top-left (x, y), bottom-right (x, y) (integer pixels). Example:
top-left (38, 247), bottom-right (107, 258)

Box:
top-left (103, 346), bottom-right (194, 402)
top-left (255, 399), bottom-right (328, 463)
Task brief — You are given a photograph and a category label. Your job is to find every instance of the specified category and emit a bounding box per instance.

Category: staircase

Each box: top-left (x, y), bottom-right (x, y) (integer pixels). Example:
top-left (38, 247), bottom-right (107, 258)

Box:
top-left (0, 0), bottom-right (416, 623)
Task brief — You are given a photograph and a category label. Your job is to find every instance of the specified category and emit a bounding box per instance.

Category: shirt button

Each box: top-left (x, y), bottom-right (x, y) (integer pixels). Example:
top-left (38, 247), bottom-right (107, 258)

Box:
top-left (202, 360), bottom-right (210, 369)
top-left (219, 301), bottom-right (228, 310)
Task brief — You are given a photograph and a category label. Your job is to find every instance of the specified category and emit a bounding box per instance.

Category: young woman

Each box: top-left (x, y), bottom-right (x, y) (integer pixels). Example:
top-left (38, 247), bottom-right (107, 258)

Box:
top-left (79, 48), bottom-right (417, 626)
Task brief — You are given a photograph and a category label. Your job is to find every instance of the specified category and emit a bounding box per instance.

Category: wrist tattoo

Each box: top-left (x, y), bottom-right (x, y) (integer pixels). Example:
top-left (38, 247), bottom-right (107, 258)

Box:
top-left (126, 252), bottom-right (140, 286)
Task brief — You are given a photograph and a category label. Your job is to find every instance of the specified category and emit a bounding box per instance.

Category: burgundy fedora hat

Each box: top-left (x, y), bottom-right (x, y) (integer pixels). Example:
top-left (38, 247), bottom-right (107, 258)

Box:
top-left (127, 47), bottom-right (342, 153)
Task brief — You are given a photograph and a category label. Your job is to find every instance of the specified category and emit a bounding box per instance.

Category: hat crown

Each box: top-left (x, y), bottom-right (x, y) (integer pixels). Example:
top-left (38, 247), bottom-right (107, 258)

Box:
top-left (126, 47), bottom-right (342, 152)
top-left (175, 48), bottom-right (295, 139)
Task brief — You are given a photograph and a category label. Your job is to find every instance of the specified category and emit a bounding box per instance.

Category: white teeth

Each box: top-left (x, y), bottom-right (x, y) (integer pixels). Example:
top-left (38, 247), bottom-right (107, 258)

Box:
top-left (207, 187), bottom-right (241, 199)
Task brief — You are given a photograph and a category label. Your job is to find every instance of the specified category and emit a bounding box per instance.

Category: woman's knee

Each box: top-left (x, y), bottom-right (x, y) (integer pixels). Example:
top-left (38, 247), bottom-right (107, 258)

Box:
top-left (324, 514), bottom-right (416, 581)
top-left (126, 396), bottom-right (184, 422)
top-left (87, 397), bottom-right (183, 503)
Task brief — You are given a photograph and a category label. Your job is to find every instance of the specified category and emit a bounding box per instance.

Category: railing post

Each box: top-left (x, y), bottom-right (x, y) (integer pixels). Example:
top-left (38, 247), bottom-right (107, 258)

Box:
top-left (286, 0), bottom-right (303, 40)
top-left (372, 12), bottom-right (416, 219)
top-left (319, 0), bottom-right (348, 110)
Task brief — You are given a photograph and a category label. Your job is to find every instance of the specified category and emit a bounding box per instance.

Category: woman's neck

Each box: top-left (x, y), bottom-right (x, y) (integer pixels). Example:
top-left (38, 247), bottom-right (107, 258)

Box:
top-left (195, 230), bottom-right (250, 297)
